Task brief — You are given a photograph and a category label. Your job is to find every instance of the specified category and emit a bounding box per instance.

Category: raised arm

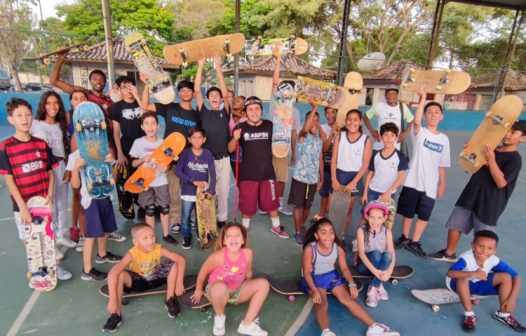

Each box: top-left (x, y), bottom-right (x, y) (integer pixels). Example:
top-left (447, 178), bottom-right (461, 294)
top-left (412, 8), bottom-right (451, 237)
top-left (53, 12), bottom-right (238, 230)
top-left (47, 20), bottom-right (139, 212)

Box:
top-left (213, 54), bottom-right (229, 113)
top-left (138, 73), bottom-right (157, 112)
top-left (49, 52), bottom-right (85, 94)
top-left (271, 44), bottom-right (281, 95)
top-left (194, 58), bottom-right (205, 111)
top-left (412, 85), bottom-right (427, 136)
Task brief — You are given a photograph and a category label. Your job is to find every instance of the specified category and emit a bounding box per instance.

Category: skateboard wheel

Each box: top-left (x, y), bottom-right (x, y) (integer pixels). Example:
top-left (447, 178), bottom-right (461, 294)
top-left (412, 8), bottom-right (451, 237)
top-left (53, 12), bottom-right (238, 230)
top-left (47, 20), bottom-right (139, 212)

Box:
top-left (182, 61), bottom-right (188, 68)
top-left (432, 305), bottom-right (440, 312)
top-left (101, 121), bottom-right (107, 130)
top-left (43, 58), bottom-right (51, 65)
top-left (200, 307), bottom-right (207, 312)
top-left (391, 279), bottom-right (398, 286)
top-left (82, 44), bottom-right (90, 51)
top-left (485, 112), bottom-right (491, 117)
top-left (110, 178), bottom-right (115, 185)
top-left (503, 122), bottom-right (510, 128)
top-left (435, 85), bottom-right (442, 90)
top-left (87, 182), bottom-right (93, 190)
top-left (122, 299), bottom-right (129, 305)
top-left (410, 68), bottom-right (415, 73)
top-left (76, 122), bottom-right (82, 133)
top-left (288, 295), bottom-right (296, 303)
top-left (472, 299), bottom-right (480, 305)
top-left (402, 84), bottom-right (407, 88)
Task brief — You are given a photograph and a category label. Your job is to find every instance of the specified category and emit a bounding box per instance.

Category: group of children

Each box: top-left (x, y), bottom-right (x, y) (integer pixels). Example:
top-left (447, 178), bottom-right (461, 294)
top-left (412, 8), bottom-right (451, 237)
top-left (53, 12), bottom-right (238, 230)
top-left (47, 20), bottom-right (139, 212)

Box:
top-left (2, 46), bottom-right (526, 334)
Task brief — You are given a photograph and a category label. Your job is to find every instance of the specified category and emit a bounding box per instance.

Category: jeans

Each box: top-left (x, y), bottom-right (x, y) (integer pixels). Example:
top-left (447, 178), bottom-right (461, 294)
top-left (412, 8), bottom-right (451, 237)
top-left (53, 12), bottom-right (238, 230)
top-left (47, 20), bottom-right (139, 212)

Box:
top-left (181, 200), bottom-right (196, 239)
top-left (357, 251), bottom-right (392, 287)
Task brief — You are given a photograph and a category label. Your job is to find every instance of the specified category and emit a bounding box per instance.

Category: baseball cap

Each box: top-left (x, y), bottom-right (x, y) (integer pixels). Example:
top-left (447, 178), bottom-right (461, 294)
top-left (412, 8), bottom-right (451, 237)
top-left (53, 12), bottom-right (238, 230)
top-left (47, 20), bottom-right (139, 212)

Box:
top-left (385, 84), bottom-right (399, 94)
top-left (512, 119), bottom-right (526, 134)
top-left (244, 96), bottom-right (263, 110)
top-left (363, 200), bottom-right (389, 218)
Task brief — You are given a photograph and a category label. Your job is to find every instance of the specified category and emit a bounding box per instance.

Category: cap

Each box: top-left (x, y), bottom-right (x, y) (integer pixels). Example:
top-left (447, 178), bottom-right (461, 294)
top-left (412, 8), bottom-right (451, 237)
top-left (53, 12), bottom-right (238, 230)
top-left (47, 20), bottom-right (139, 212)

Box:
top-left (363, 200), bottom-right (389, 218)
top-left (512, 119), bottom-right (526, 134)
top-left (385, 84), bottom-right (399, 94)
top-left (244, 96), bottom-right (263, 110)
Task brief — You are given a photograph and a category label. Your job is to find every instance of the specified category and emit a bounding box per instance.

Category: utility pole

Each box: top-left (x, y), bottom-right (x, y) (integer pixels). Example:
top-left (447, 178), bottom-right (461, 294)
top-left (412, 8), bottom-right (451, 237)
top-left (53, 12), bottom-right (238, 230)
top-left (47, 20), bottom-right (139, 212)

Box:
top-left (234, 0), bottom-right (240, 96)
top-left (101, 0), bottom-right (114, 86)
top-left (336, 0), bottom-right (351, 85)
top-left (37, 0), bottom-right (47, 86)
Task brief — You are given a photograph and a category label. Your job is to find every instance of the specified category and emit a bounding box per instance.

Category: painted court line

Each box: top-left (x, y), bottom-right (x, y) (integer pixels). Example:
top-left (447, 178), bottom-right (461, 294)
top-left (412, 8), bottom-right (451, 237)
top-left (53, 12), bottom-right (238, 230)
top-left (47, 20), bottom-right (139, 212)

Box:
top-left (7, 290), bottom-right (40, 336)
top-left (285, 300), bottom-right (313, 336)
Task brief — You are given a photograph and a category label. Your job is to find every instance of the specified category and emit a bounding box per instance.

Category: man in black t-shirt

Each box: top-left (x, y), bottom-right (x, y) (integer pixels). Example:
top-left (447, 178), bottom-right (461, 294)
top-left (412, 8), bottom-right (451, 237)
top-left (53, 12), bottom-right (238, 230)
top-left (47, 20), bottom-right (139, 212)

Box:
top-left (430, 120), bottom-right (526, 262)
top-left (228, 96), bottom-right (289, 239)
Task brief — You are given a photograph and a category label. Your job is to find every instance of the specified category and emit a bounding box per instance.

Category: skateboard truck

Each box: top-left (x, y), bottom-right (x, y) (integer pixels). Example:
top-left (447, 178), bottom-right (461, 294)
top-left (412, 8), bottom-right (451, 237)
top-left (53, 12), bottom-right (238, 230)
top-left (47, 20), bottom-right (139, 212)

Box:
top-left (288, 35), bottom-right (296, 55)
top-left (179, 48), bottom-right (188, 67)
top-left (486, 112), bottom-right (509, 127)
top-left (223, 38), bottom-right (232, 56)
top-left (436, 73), bottom-right (450, 90)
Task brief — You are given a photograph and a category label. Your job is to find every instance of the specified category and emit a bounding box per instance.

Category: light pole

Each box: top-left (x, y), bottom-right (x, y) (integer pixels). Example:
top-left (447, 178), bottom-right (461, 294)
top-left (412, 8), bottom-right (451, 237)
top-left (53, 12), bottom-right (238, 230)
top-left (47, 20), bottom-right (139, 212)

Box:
top-left (101, 0), bottom-right (114, 86)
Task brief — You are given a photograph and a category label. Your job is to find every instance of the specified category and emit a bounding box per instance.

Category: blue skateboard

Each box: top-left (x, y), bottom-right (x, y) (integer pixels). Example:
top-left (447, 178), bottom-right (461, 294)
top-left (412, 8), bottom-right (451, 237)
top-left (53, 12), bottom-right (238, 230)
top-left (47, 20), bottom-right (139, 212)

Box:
top-left (73, 102), bottom-right (114, 199)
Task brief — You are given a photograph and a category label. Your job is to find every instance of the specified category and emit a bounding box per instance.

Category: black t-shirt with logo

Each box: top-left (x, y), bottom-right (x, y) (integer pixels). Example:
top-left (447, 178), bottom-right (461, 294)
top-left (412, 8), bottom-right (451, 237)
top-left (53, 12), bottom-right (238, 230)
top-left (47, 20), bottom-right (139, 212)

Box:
top-left (199, 105), bottom-right (230, 159)
top-left (110, 100), bottom-right (145, 156)
top-left (238, 120), bottom-right (275, 181)
top-left (155, 102), bottom-right (200, 144)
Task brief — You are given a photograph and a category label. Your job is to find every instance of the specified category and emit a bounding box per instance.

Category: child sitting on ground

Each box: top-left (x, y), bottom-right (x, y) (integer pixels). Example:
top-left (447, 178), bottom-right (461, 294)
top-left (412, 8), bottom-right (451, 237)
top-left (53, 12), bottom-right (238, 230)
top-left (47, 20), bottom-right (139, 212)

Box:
top-left (302, 217), bottom-right (399, 336)
top-left (446, 230), bottom-right (525, 333)
top-left (103, 223), bottom-right (187, 332)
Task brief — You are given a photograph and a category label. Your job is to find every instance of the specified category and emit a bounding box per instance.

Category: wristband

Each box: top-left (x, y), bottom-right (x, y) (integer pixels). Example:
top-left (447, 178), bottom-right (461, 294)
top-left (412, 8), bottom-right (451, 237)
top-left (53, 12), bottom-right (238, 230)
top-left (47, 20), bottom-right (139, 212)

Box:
top-left (348, 282), bottom-right (357, 288)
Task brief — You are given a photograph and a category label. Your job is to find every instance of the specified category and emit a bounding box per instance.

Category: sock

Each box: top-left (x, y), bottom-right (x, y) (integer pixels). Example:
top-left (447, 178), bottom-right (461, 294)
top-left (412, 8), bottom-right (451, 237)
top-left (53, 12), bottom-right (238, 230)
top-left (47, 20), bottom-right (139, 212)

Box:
top-left (242, 218), bottom-right (250, 229)
top-left (465, 311), bottom-right (475, 317)
top-left (498, 311), bottom-right (510, 318)
top-left (271, 216), bottom-right (280, 228)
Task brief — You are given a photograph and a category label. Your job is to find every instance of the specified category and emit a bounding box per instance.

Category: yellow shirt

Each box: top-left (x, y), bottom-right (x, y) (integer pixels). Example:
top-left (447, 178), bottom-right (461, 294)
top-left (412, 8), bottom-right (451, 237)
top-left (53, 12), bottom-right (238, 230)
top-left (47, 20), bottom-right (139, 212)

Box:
top-left (128, 244), bottom-right (161, 277)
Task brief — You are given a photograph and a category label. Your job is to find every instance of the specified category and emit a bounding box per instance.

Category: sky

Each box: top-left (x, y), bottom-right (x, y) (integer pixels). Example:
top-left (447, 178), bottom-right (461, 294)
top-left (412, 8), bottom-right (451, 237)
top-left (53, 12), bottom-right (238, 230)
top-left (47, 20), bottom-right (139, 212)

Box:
top-left (31, 0), bottom-right (71, 20)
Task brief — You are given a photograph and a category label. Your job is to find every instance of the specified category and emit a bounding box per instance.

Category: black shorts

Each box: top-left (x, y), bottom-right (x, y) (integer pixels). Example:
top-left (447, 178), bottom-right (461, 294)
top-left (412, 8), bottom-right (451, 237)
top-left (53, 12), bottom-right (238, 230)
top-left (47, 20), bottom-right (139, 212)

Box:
top-left (396, 186), bottom-right (435, 221)
top-left (288, 178), bottom-right (317, 209)
top-left (126, 261), bottom-right (175, 292)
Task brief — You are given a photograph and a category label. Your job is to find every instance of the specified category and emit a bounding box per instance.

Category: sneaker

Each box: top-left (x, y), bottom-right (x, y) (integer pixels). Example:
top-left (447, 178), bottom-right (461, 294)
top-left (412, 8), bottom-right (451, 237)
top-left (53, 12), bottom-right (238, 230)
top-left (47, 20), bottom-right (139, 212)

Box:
top-left (75, 235), bottom-right (85, 252)
top-left (405, 241), bottom-right (427, 258)
top-left (321, 329), bottom-right (336, 336)
top-left (217, 221), bottom-right (226, 230)
top-left (56, 236), bottom-right (77, 249)
top-left (171, 223), bottom-right (181, 234)
top-left (102, 313), bottom-right (122, 333)
top-left (69, 226), bottom-right (80, 242)
top-left (81, 267), bottom-right (108, 281)
top-left (108, 231), bottom-right (126, 242)
top-left (182, 237), bottom-right (192, 250)
top-left (213, 314), bottom-right (226, 336)
top-left (57, 266), bottom-right (72, 281)
top-left (258, 209), bottom-right (267, 215)
top-left (55, 247), bottom-right (64, 261)
top-left (237, 317), bottom-right (268, 336)
top-left (165, 297), bottom-right (181, 318)
top-left (278, 205), bottom-right (293, 216)
top-left (377, 283), bottom-right (389, 301)
top-left (366, 322), bottom-right (400, 336)
top-left (394, 235), bottom-right (409, 249)
top-left (462, 314), bottom-right (477, 332)
top-left (366, 285), bottom-right (380, 308)
top-left (96, 251), bottom-right (122, 264)
top-left (294, 232), bottom-right (304, 246)
top-left (493, 311), bottom-right (526, 332)
top-left (430, 249), bottom-right (458, 263)
top-left (163, 235), bottom-right (178, 245)
top-left (270, 226), bottom-right (289, 239)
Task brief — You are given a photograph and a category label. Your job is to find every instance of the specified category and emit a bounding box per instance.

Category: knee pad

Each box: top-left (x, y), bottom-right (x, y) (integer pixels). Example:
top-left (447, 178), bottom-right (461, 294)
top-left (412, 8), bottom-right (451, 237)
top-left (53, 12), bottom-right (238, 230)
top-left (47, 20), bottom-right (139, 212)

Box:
top-left (145, 204), bottom-right (156, 217)
top-left (159, 205), bottom-right (170, 215)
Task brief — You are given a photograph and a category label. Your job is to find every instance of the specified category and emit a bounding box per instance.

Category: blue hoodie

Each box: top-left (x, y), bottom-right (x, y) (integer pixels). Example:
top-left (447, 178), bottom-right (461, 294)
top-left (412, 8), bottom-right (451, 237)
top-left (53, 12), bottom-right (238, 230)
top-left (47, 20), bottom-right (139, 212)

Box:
top-left (175, 147), bottom-right (216, 197)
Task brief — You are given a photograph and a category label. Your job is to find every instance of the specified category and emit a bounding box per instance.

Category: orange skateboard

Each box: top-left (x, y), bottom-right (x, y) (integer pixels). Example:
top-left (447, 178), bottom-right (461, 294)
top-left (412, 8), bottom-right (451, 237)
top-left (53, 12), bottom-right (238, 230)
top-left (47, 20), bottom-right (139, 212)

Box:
top-left (163, 33), bottom-right (245, 67)
top-left (459, 95), bottom-right (523, 174)
top-left (400, 69), bottom-right (471, 95)
top-left (250, 36), bottom-right (308, 56)
top-left (124, 133), bottom-right (186, 193)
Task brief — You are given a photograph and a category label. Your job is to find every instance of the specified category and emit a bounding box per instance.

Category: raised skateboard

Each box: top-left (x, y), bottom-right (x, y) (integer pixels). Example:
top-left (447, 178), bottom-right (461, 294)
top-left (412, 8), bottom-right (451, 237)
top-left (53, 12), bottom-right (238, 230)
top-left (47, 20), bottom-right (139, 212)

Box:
top-left (24, 37), bottom-right (94, 65)
top-left (196, 187), bottom-right (217, 249)
top-left (99, 274), bottom-right (197, 305)
top-left (113, 165), bottom-right (134, 220)
top-left (400, 69), bottom-right (471, 95)
top-left (459, 95), bottom-right (523, 174)
top-left (74, 102), bottom-right (115, 199)
top-left (124, 132), bottom-right (186, 193)
top-left (25, 196), bottom-right (57, 291)
top-left (163, 33), bottom-right (245, 67)
top-left (250, 36), bottom-right (308, 56)
top-left (271, 82), bottom-right (295, 158)
top-left (336, 72), bottom-right (364, 128)
top-left (412, 288), bottom-right (486, 312)
top-left (295, 76), bottom-right (351, 108)
top-left (350, 265), bottom-right (413, 285)
top-left (328, 189), bottom-right (356, 239)
top-left (270, 277), bottom-right (363, 301)
top-left (125, 32), bottom-right (175, 104)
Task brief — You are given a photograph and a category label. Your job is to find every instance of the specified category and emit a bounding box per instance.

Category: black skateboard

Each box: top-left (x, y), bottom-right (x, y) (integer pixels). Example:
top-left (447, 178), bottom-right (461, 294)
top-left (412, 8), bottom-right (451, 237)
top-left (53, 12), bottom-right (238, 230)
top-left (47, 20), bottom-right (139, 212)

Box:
top-left (114, 165), bottom-right (135, 219)
top-left (270, 277), bottom-right (363, 301)
top-left (350, 265), bottom-right (413, 285)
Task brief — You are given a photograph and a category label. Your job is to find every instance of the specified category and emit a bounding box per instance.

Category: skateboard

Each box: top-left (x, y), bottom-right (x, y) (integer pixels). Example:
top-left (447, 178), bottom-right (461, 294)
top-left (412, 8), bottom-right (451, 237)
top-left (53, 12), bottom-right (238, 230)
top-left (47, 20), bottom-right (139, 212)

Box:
top-left (124, 132), bottom-right (186, 193)
top-left (459, 95), bottom-right (523, 174)
top-left (125, 32), bottom-right (175, 104)
top-left (384, 198), bottom-right (397, 230)
top-left (271, 83), bottom-right (295, 158)
top-left (99, 274), bottom-right (197, 305)
top-left (336, 72), bottom-right (364, 128)
top-left (270, 277), bottom-right (363, 302)
top-left (113, 165), bottom-right (134, 220)
top-left (24, 196), bottom-right (57, 291)
top-left (350, 265), bottom-right (413, 285)
top-left (24, 37), bottom-right (94, 65)
top-left (400, 69), bottom-right (471, 95)
top-left (74, 102), bottom-right (115, 199)
top-left (412, 288), bottom-right (486, 312)
top-left (250, 36), bottom-right (309, 56)
top-left (295, 76), bottom-right (351, 108)
top-left (196, 187), bottom-right (217, 249)
top-left (328, 190), bottom-right (356, 238)
top-left (163, 33), bottom-right (245, 67)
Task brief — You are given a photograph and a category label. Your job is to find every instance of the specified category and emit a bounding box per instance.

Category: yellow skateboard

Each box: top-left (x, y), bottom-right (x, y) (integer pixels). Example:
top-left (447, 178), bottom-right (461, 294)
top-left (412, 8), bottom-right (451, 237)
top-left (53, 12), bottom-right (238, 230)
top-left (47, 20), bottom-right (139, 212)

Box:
top-left (335, 72), bottom-right (364, 128)
top-left (400, 69), bottom-right (471, 95)
top-left (295, 76), bottom-right (350, 108)
top-left (196, 187), bottom-right (217, 249)
top-left (250, 36), bottom-right (308, 56)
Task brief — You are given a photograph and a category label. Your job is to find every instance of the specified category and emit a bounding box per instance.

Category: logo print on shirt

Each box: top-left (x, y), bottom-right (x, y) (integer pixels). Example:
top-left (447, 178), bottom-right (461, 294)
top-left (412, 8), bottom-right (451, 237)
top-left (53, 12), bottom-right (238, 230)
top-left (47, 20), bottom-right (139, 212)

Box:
top-left (35, 151), bottom-right (41, 158)
top-left (423, 138), bottom-right (444, 153)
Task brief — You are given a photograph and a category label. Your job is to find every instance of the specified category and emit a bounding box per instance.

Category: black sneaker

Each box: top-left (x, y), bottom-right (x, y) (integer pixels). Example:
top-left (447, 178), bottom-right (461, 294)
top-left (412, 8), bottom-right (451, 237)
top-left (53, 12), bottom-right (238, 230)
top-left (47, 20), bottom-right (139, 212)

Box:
top-left (163, 234), bottom-right (178, 245)
top-left (165, 297), bottom-right (181, 318)
top-left (217, 221), bottom-right (226, 230)
top-left (81, 267), bottom-right (108, 281)
top-left (96, 251), bottom-right (123, 264)
top-left (102, 313), bottom-right (122, 333)
top-left (405, 241), bottom-right (427, 258)
top-left (182, 237), bottom-right (192, 250)
top-left (462, 314), bottom-right (477, 332)
top-left (430, 249), bottom-right (457, 262)
top-left (394, 235), bottom-right (409, 249)
top-left (493, 311), bottom-right (526, 332)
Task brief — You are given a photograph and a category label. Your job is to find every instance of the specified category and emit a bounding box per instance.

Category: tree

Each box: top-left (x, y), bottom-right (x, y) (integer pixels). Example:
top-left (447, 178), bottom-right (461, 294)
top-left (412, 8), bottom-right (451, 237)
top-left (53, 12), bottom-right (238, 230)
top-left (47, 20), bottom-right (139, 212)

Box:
top-left (167, 0), bottom-right (225, 40)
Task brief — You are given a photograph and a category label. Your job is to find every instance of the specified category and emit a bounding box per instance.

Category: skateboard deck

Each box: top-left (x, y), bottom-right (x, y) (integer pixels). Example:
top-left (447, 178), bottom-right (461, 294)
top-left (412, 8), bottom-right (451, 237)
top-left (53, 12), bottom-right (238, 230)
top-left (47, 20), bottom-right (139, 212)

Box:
top-left (350, 265), bottom-right (413, 285)
top-left (271, 83), bottom-right (295, 158)
top-left (124, 132), bottom-right (186, 193)
top-left (163, 33), bottom-right (245, 67)
top-left (125, 32), bottom-right (175, 104)
top-left (74, 102), bottom-right (115, 199)
top-left (25, 196), bottom-right (57, 291)
top-left (24, 38), bottom-right (94, 65)
top-left (295, 76), bottom-right (351, 108)
top-left (328, 190), bottom-right (354, 238)
top-left (412, 288), bottom-right (486, 312)
top-left (384, 198), bottom-right (397, 230)
top-left (250, 36), bottom-right (308, 56)
top-left (270, 278), bottom-right (363, 298)
top-left (196, 187), bottom-right (217, 249)
top-left (114, 164), bottom-right (134, 220)
top-left (459, 95), bottom-right (523, 174)
top-left (400, 69), bottom-right (471, 95)
top-left (336, 72), bottom-right (364, 128)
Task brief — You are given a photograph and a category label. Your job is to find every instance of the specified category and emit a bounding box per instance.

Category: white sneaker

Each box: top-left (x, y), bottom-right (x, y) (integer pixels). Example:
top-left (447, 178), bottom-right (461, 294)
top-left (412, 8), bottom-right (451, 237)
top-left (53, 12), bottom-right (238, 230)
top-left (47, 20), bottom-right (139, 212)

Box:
top-left (213, 314), bottom-right (226, 336)
top-left (258, 209), bottom-right (267, 215)
top-left (108, 231), bottom-right (126, 242)
top-left (55, 247), bottom-right (64, 261)
top-left (56, 236), bottom-right (77, 249)
top-left (366, 323), bottom-right (400, 336)
top-left (57, 266), bottom-right (72, 280)
top-left (321, 329), bottom-right (336, 336)
top-left (75, 236), bottom-right (85, 252)
top-left (237, 318), bottom-right (268, 336)
top-left (278, 205), bottom-right (293, 216)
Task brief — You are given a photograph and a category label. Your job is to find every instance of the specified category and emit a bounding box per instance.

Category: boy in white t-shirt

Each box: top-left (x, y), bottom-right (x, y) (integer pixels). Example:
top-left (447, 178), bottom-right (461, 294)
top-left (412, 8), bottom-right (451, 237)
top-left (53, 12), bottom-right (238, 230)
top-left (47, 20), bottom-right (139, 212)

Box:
top-left (129, 112), bottom-right (176, 245)
top-left (395, 85), bottom-right (450, 258)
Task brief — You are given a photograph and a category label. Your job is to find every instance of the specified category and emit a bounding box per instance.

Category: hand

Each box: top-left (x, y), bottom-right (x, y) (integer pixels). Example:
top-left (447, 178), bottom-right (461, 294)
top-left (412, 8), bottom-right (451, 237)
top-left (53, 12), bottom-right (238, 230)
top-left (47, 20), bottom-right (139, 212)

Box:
top-left (436, 182), bottom-right (445, 199)
top-left (349, 285), bottom-right (358, 299)
top-left (194, 181), bottom-right (207, 189)
top-left (310, 288), bottom-right (321, 304)
top-left (62, 170), bottom-right (71, 183)
top-left (417, 84), bottom-right (427, 98)
top-left (317, 180), bottom-right (323, 192)
top-left (309, 96), bottom-right (318, 110)
top-left (332, 181), bottom-right (342, 192)
top-left (272, 43), bottom-right (281, 59)
top-left (20, 207), bottom-right (32, 225)
top-left (378, 193), bottom-right (390, 203)
top-left (139, 72), bottom-right (149, 84)
top-left (344, 182), bottom-right (357, 193)
top-left (289, 153), bottom-right (296, 166)
top-left (143, 154), bottom-right (151, 163)
top-left (44, 195), bottom-right (53, 208)
top-left (74, 158), bottom-right (86, 169)
top-left (105, 153), bottom-right (114, 163)
top-left (128, 84), bottom-right (139, 97)
top-left (361, 193), bottom-right (368, 205)
top-left (398, 132), bottom-right (407, 143)
top-left (190, 289), bottom-right (204, 304)
top-left (175, 282), bottom-right (185, 297)
top-left (232, 129), bottom-right (241, 141)
top-left (198, 57), bottom-right (205, 67)
top-left (116, 153), bottom-right (128, 168)
top-left (483, 145), bottom-right (495, 164)
top-left (205, 193), bottom-right (213, 200)
top-left (370, 130), bottom-right (381, 142)
top-left (472, 269), bottom-right (487, 281)
top-left (157, 162), bottom-right (168, 173)
top-left (378, 271), bottom-right (391, 282)
top-left (57, 50), bottom-right (68, 60)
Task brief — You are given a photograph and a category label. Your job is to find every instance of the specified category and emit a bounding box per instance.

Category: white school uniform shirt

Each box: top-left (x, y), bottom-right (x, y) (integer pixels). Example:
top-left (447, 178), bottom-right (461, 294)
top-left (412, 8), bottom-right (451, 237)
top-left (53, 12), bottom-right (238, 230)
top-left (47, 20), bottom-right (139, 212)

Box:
top-left (366, 102), bottom-right (413, 150)
top-left (30, 120), bottom-right (65, 158)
